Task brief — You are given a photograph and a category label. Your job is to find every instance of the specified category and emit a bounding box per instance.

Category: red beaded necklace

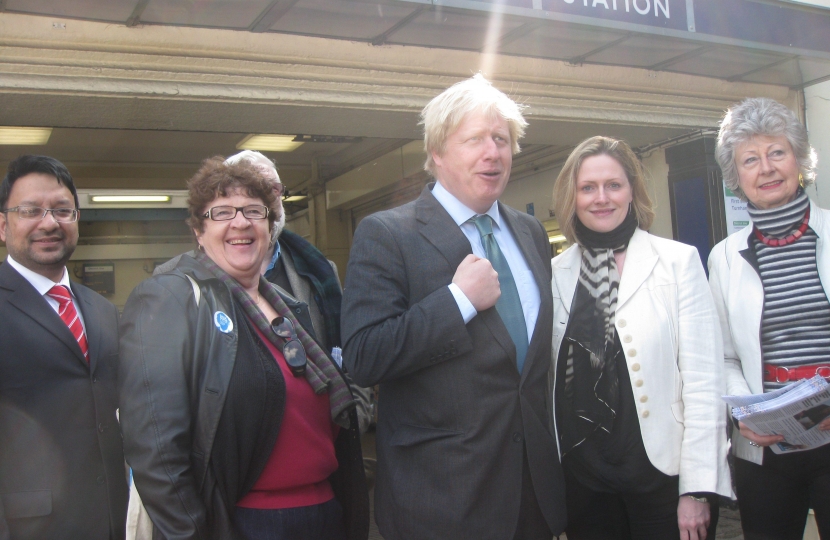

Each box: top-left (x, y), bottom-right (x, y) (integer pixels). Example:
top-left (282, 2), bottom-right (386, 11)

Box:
top-left (753, 206), bottom-right (810, 247)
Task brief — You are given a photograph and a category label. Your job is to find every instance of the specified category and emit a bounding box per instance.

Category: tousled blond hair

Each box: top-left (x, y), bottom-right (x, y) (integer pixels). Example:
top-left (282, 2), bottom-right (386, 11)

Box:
top-left (420, 74), bottom-right (527, 176)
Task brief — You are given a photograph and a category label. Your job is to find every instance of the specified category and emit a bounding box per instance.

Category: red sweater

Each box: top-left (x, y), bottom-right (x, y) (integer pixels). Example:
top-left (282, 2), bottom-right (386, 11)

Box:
top-left (236, 324), bottom-right (339, 509)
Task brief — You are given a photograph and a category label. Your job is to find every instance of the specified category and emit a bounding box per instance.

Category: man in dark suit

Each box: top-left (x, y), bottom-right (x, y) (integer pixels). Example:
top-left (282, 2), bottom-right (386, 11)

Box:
top-left (341, 74), bottom-right (566, 539)
top-left (0, 155), bottom-right (127, 540)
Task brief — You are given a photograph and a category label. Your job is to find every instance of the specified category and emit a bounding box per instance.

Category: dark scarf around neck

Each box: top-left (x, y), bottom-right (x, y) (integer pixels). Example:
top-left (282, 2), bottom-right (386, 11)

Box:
top-left (559, 208), bottom-right (638, 454)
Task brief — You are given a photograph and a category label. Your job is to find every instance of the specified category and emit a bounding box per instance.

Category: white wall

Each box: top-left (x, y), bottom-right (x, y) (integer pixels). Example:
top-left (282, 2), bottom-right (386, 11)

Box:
top-left (501, 167), bottom-right (562, 223)
top-left (806, 80), bottom-right (830, 208)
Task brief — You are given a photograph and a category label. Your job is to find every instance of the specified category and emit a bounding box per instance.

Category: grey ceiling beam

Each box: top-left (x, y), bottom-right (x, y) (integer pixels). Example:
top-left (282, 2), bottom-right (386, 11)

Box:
top-left (793, 72), bottom-right (830, 90)
top-left (567, 33), bottom-right (632, 66)
top-left (486, 20), bottom-right (544, 50)
top-left (249, 0), bottom-right (300, 33)
top-left (126, 0), bottom-right (151, 27)
top-left (647, 45), bottom-right (714, 71)
top-left (0, 0), bottom-right (6, 12)
top-left (371, 6), bottom-right (427, 46)
top-left (727, 55), bottom-right (797, 82)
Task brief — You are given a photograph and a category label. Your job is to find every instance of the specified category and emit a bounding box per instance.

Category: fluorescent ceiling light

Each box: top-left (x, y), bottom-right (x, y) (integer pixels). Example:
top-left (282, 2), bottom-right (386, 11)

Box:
top-left (237, 134), bottom-right (304, 152)
top-left (0, 127), bottom-right (52, 145)
top-left (90, 195), bottom-right (171, 203)
top-left (283, 195), bottom-right (308, 202)
top-left (548, 234), bottom-right (566, 244)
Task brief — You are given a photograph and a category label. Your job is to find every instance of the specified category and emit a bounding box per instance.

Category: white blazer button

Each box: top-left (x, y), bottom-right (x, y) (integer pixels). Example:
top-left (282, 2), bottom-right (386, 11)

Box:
top-left (640, 395), bottom-right (648, 403)
top-left (623, 335), bottom-right (632, 343)
top-left (642, 410), bottom-right (650, 418)
top-left (628, 349), bottom-right (637, 357)
top-left (635, 379), bottom-right (643, 387)
top-left (618, 319), bottom-right (627, 328)
top-left (631, 363), bottom-right (641, 372)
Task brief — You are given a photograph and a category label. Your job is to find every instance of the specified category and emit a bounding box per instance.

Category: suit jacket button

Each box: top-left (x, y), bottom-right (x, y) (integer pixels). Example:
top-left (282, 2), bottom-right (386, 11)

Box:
top-left (96, 476), bottom-right (105, 484)
top-left (512, 432), bottom-right (522, 443)
top-left (98, 423), bottom-right (107, 432)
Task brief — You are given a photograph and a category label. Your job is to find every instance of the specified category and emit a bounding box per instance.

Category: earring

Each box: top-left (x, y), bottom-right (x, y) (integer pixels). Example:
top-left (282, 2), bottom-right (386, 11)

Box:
top-left (799, 173), bottom-right (805, 188)
top-left (197, 244), bottom-right (204, 252)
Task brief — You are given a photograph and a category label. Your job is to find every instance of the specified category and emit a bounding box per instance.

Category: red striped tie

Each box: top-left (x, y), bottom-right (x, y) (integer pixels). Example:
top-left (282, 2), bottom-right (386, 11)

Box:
top-left (47, 285), bottom-right (89, 361)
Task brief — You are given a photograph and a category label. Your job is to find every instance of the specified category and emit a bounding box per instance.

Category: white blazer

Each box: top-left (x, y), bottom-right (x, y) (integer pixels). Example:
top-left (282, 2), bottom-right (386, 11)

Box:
top-left (708, 200), bottom-right (830, 465)
top-left (552, 228), bottom-right (732, 497)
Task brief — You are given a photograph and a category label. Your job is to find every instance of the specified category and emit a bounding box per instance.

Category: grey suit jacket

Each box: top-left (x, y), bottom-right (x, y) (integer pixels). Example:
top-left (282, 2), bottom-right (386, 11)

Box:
top-left (341, 184), bottom-right (566, 540)
top-left (0, 262), bottom-right (127, 540)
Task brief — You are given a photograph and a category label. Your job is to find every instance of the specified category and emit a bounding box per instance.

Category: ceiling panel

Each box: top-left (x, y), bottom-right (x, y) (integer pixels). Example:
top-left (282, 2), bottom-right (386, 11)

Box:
top-left (736, 57), bottom-right (804, 85)
top-left (588, 35), bottom-right (702, 68)
top-left (5, 0), bottom-right (137, 22)
top-left (500, 21), bottom-right (626, 61)
top-left (793, 57), bottom-right (830, 86)
top-left (0, 127), bottom-right (388, 189)
top-left (664, 47), bottom-right (791, 80)
top-left (141, 0), bottom-right (273, 29)
top-left (389, 8), bottom-right (525, 51)
top-left (269, 0), bottom-right (416, 40)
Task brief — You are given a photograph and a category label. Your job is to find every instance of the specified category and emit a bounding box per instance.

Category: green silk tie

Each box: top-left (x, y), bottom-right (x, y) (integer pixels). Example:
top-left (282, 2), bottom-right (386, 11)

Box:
top-left (472, 215), bottom-right (528, 373)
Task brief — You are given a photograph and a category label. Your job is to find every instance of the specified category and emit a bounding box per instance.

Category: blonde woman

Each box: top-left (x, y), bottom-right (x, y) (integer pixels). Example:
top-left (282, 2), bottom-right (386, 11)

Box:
top-left (551, 136), bottom-right (731, 540)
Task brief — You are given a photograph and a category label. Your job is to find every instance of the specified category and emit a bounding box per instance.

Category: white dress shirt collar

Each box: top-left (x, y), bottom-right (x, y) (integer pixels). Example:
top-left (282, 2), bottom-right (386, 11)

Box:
top-left (432, 181), bottom-right (503, 230)
top-left (6, 256), bottom-right (74, 298)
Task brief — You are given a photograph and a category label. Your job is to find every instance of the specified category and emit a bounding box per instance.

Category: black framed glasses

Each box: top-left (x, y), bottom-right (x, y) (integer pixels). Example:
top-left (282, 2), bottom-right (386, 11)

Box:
top-left (271, 316), bottom-right (307, 377)
top-left (272, 183), bottom-right (287, 198)
top-left (3, 206), bottom-right (79, 223)
top-left (203, 205), bottom-right (269, 221)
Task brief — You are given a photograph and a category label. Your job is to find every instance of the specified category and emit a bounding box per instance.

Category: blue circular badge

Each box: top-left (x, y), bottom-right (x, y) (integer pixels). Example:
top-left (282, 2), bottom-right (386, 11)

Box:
top-left (213, 311), bottom-right (234, 333)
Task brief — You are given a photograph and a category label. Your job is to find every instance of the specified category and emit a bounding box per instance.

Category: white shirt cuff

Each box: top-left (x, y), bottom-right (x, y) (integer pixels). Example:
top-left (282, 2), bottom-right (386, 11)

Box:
top-left (448, 283), bottom-right (477, 324)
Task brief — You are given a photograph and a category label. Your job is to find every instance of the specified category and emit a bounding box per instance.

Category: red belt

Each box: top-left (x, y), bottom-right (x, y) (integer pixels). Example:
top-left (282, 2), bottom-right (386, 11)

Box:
top-left (763, 364), bottom-right (830, 383)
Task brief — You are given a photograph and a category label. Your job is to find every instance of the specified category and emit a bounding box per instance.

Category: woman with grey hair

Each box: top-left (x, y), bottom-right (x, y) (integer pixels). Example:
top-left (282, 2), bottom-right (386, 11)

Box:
top-left (709, 97), bottom-right (830, 539)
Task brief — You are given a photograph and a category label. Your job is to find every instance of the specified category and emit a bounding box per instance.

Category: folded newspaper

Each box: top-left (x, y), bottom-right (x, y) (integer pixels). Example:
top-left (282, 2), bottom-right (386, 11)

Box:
top-left (723, 375), bottom-right (830, 454)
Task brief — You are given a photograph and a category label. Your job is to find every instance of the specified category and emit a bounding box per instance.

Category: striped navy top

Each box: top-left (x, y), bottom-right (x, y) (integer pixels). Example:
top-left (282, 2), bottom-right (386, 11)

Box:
top-left (747, 192), bottom-right (830, 392)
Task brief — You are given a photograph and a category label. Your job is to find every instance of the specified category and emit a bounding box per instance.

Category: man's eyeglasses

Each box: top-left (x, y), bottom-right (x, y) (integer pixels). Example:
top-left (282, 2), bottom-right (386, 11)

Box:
top-left (271, 316), bottom-right (307, 376)
top-left (273, 183), bottom-right (287, 198)
top-left (203, 205), bottom-right (269, 221)
top-left (2, 206), bottom-right (79, 223)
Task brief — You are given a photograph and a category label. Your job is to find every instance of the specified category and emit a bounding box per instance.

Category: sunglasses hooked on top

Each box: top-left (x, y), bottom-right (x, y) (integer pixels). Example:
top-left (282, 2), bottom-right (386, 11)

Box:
top-left (271, 316), bottom-right (307, 377)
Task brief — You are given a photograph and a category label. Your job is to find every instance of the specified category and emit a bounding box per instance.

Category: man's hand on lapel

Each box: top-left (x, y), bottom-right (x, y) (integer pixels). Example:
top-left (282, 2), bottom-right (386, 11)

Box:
top-left (453, 254), bottom-right (501, 311)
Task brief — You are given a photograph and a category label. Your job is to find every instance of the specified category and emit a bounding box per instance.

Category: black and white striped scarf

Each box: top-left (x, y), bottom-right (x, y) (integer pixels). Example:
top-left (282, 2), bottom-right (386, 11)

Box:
top-left (558, 209), bottom-right (638, 454)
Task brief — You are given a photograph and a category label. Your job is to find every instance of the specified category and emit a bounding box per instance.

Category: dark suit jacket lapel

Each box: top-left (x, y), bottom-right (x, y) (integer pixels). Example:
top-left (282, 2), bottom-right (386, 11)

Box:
top-left (499, 203), bottom-right (550, 382)
top-left (0, 264), bottom-right (89, 368)
top-left (415, 186), bottom-right (517, 363)
top-left (72, 283), bottom-right (100, 373)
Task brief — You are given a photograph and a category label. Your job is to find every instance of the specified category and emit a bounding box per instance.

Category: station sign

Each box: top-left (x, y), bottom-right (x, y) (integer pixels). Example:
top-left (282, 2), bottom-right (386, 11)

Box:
top-left (537, 0), bottom-right (687, 31)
